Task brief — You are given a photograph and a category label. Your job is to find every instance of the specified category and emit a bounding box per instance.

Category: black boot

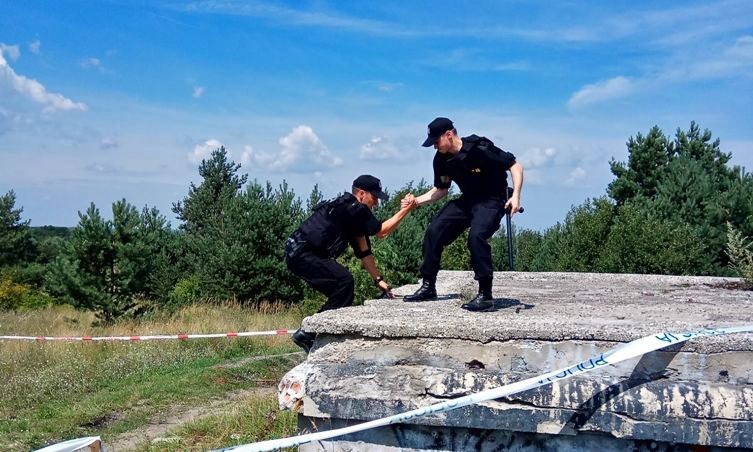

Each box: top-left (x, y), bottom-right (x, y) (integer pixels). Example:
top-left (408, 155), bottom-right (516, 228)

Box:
top-left (461, 292), bottom-right (494, 312)
top-left (292, 329), bottom-right (316, 353)
top-left (404, 279), bottom-right (437, 302)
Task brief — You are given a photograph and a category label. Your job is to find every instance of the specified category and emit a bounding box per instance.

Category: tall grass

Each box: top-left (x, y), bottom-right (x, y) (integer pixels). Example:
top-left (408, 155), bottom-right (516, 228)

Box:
top-left (0, 303), bottom-right (303, 450)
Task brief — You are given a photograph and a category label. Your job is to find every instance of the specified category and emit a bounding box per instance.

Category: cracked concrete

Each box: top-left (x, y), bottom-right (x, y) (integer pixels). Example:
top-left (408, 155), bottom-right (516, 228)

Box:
top-left (289, 272), bottom-right (753, 450)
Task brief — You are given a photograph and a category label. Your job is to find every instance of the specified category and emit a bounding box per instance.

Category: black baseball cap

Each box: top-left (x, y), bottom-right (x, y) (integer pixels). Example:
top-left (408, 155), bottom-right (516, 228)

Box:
top-left (353, 174), bottom-right (389, 201)
top-left (422, 117), bottom-right (454, 147)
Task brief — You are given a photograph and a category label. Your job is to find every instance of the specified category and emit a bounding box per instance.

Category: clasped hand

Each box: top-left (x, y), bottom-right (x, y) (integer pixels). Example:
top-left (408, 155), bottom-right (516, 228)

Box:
top-left (400, 193), bottom-right (417, 210)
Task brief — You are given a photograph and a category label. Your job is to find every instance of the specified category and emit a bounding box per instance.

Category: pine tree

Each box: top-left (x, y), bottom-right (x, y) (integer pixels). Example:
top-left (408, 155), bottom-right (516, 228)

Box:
top-left (172, 147), bottom-right (246, 233)
top-left (46, 201), bottom-right (172, 321)
top-left (0, 190), bottom-right (35, 267)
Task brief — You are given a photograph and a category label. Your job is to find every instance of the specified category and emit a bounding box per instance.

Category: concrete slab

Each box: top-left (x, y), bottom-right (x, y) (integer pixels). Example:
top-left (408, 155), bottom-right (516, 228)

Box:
top-left (303, 271), bottom-right (753, 353)
top-left (287, 272), bottom-right (753, 450)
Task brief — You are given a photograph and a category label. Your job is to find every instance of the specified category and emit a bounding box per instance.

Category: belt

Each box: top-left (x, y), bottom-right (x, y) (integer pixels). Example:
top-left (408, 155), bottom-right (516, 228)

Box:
top-left (285, 231), bottom-right (309, 259)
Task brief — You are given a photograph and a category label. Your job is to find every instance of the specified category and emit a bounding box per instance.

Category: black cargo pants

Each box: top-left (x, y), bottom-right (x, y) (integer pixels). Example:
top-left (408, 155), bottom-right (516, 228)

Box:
top-left (285, 237), bottom-right (354, 313)
top-left (419, 197), bottom-right (505, 282)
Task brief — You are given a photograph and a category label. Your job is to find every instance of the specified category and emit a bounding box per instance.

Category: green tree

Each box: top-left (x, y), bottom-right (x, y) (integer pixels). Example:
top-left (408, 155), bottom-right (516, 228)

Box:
top-left (189, 180), bottom-right (306, 303)
top-left (607, 126), bottom-right (673, 206)
top-left (551, 198), bottom-right (616, 272)
top-left (46, 201), bottom-right (172, 321)
top-left (306, 184), bottom-right (324, 213)
top-left (0, 190), bottom-right (35, 268)
top-left (511, 228), bottom-right (544, 272)
top-left (173, 147), bottom-right (247, 233)
top-left (607, 122), bottom-right (753, 273)
top-left (597, 202), bottom-right (709, 275)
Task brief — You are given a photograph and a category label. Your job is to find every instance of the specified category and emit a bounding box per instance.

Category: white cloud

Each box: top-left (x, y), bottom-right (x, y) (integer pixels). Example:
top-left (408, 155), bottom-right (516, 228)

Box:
top-left (0, 107), bottom-right (12, 135)
top-left (492, 61), bottom-right (531, 71)
top-left (29, 40), bottom-right (41, 54)
top-left (180, 1), bottom-right (417, 37)
top-left (81, 57), bottom-right (105, 72)
top-left (565, 166), bottom-right (587, 185)
top-left (0, 49), bottom-right (88, 113)
top-left (565, 34), bottom-right (753, 109)
top-left (360, 136), bottom-right (406, 160)
top-left (666, 34), bottom-right (753, 80)
top-left (375, 82), bottom-right (402, 92)
top-left (517, 147), bottom-right (557, 168)
top-left (100, 136), bottom-right (119, 150)
top-left (423, 48), bottom-right (531, 73)
top-left (192, 86), bottom-right (205, 98)
top-left (567, 76), bottom-right (635, 109)
top-left (188, 139), bottom-right (224, 165)
top-left (0, 43), bottom-right (20, 60)
top-left (242, 125), bottom-right (343, 172)
top-left (240, 145), bottom-right (254, 167)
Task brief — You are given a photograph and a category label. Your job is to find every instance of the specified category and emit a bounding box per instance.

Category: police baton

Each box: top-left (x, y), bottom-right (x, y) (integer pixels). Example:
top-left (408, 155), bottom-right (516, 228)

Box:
top-left (505, 186), bottom-right (524, 271)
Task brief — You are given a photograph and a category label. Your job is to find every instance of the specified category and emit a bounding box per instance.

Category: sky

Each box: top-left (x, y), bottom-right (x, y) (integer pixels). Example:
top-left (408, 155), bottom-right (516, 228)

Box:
top-left (1, 0), bottom-right (752, 231)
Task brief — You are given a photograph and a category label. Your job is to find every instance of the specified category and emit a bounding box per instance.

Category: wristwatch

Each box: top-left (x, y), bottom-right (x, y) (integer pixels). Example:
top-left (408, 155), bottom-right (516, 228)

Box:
top-left (373, 276), bottom-right (384, 286)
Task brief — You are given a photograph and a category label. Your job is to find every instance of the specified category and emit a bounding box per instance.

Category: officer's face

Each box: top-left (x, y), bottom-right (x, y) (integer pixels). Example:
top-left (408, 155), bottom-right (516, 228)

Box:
top-left (358, 190), bottom-right (379, 209)
top-left (434, 131), bottom-right (453, 153)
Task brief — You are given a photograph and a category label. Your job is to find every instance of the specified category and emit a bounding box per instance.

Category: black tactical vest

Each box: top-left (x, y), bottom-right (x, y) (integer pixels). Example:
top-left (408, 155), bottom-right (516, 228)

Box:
top-left (297, 194), bottom-right (354, 258)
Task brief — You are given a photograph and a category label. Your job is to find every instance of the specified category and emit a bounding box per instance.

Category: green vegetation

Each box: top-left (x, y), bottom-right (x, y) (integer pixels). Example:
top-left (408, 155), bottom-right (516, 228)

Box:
top-left (507, 122), bottom-right (753, 276)
top-left (2, 122), bottom-right (753, 319)
top-left (1, 121), bottom-right (752, 448)
top-left (136, 393), bottom-right (298, 451)
top-left (727, 223), bottom-right (753, 285)
top-left (0, 304), bottom-right (302, 451)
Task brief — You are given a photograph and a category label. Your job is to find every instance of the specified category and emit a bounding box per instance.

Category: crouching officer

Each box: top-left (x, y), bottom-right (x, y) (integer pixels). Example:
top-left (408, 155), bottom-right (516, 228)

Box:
top-left (285, 175), bottom-right (416, 353)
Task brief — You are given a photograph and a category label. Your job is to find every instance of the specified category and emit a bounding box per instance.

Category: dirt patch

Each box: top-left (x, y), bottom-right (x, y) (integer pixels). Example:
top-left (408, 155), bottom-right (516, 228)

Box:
top-left (106, 387), bottom-right (274, 451)
top-left (80, 412), bottom-right (124, 428)
top-left (212, 351), bottom-right (304, 370)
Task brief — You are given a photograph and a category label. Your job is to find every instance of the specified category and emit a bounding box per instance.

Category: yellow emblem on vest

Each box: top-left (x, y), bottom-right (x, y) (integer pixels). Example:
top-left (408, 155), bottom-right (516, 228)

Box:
top-left (470, 168), bottom-right (481, 173)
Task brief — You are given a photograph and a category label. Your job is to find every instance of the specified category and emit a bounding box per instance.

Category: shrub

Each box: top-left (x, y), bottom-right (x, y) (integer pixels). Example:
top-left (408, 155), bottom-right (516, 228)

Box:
top-left (168, 275), bottom-right (203, 308)
top-left (726, 223), bottom-right (753, 284)
top-left (0, 275), bottom-right (29, 310)
top-left (597, 203), bottom-right (709, 275)
top-left (0, 276), bottom-right (52, 311)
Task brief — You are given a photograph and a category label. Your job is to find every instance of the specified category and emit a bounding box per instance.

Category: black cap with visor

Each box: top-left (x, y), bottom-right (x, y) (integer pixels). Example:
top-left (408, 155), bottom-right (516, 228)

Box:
top-left (353, 174), bottom-right (389, 201)
top-left (422, 117), bottom-right (454, 147)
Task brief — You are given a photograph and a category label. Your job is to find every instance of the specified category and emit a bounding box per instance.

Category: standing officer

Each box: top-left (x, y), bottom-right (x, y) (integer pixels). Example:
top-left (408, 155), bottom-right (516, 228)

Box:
top-left (403, 117), bottom-right (524, 311)
top-left (285, 175), bottom-right (416, 352)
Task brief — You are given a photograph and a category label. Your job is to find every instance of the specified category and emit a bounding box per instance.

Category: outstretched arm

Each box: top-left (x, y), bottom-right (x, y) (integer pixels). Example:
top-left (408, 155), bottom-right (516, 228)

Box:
top-left (375, 200), bottom-right (416, 239)
top-left (407, 186), bottom-right (449, 208)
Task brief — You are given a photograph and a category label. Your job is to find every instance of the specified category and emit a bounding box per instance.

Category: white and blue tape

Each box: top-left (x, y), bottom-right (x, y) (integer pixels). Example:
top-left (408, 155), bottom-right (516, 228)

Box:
top-left (219, 325), bottom-right (753, 452)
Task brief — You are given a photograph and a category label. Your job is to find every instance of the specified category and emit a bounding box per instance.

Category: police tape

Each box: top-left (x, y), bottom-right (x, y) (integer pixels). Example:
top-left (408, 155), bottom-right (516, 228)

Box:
top-left (218, 324), bottom-right (753, 452)
top-left (0, 329), bottom-right (296, 342)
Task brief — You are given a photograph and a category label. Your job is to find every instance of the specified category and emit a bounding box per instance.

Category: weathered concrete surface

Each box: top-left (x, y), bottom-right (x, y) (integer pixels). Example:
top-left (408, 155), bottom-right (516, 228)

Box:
top-left (289, 272), bottom-right (753, 450)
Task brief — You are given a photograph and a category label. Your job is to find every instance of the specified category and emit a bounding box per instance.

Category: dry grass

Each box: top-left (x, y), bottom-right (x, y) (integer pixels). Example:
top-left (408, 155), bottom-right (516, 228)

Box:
top-left (0, 303), bottom-right (303, 451)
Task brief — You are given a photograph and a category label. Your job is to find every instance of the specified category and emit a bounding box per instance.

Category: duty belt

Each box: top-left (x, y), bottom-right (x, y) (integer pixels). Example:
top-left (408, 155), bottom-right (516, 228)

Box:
top-left (285, 230), bottom-right (308, 259)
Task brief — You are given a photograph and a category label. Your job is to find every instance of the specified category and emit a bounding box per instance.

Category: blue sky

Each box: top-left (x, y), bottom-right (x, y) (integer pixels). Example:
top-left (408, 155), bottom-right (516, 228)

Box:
top-left (1, 0), bottom-right (752, 231)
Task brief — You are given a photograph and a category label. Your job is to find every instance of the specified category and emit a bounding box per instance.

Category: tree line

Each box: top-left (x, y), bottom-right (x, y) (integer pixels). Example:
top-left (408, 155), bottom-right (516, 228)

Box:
top-left (1, 122), bottom-right (752, 321)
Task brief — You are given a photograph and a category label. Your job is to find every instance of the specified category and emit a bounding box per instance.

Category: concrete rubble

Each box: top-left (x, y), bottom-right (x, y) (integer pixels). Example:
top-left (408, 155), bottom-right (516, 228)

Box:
top-left (278, 271), bottom-right (753, 451)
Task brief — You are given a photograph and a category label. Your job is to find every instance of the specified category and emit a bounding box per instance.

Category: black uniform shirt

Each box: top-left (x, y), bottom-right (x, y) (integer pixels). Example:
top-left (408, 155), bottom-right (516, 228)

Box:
top-left (433, 135), bottom-right (516, 200)
top-left (334, 193), bottom-right (382, 238)
top-left (298, 192), bottom-right (381, 258)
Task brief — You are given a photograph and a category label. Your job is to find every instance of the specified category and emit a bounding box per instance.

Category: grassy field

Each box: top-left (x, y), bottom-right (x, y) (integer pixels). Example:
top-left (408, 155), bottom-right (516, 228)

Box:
top-left (0, 303), bottom-right (304, 451)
